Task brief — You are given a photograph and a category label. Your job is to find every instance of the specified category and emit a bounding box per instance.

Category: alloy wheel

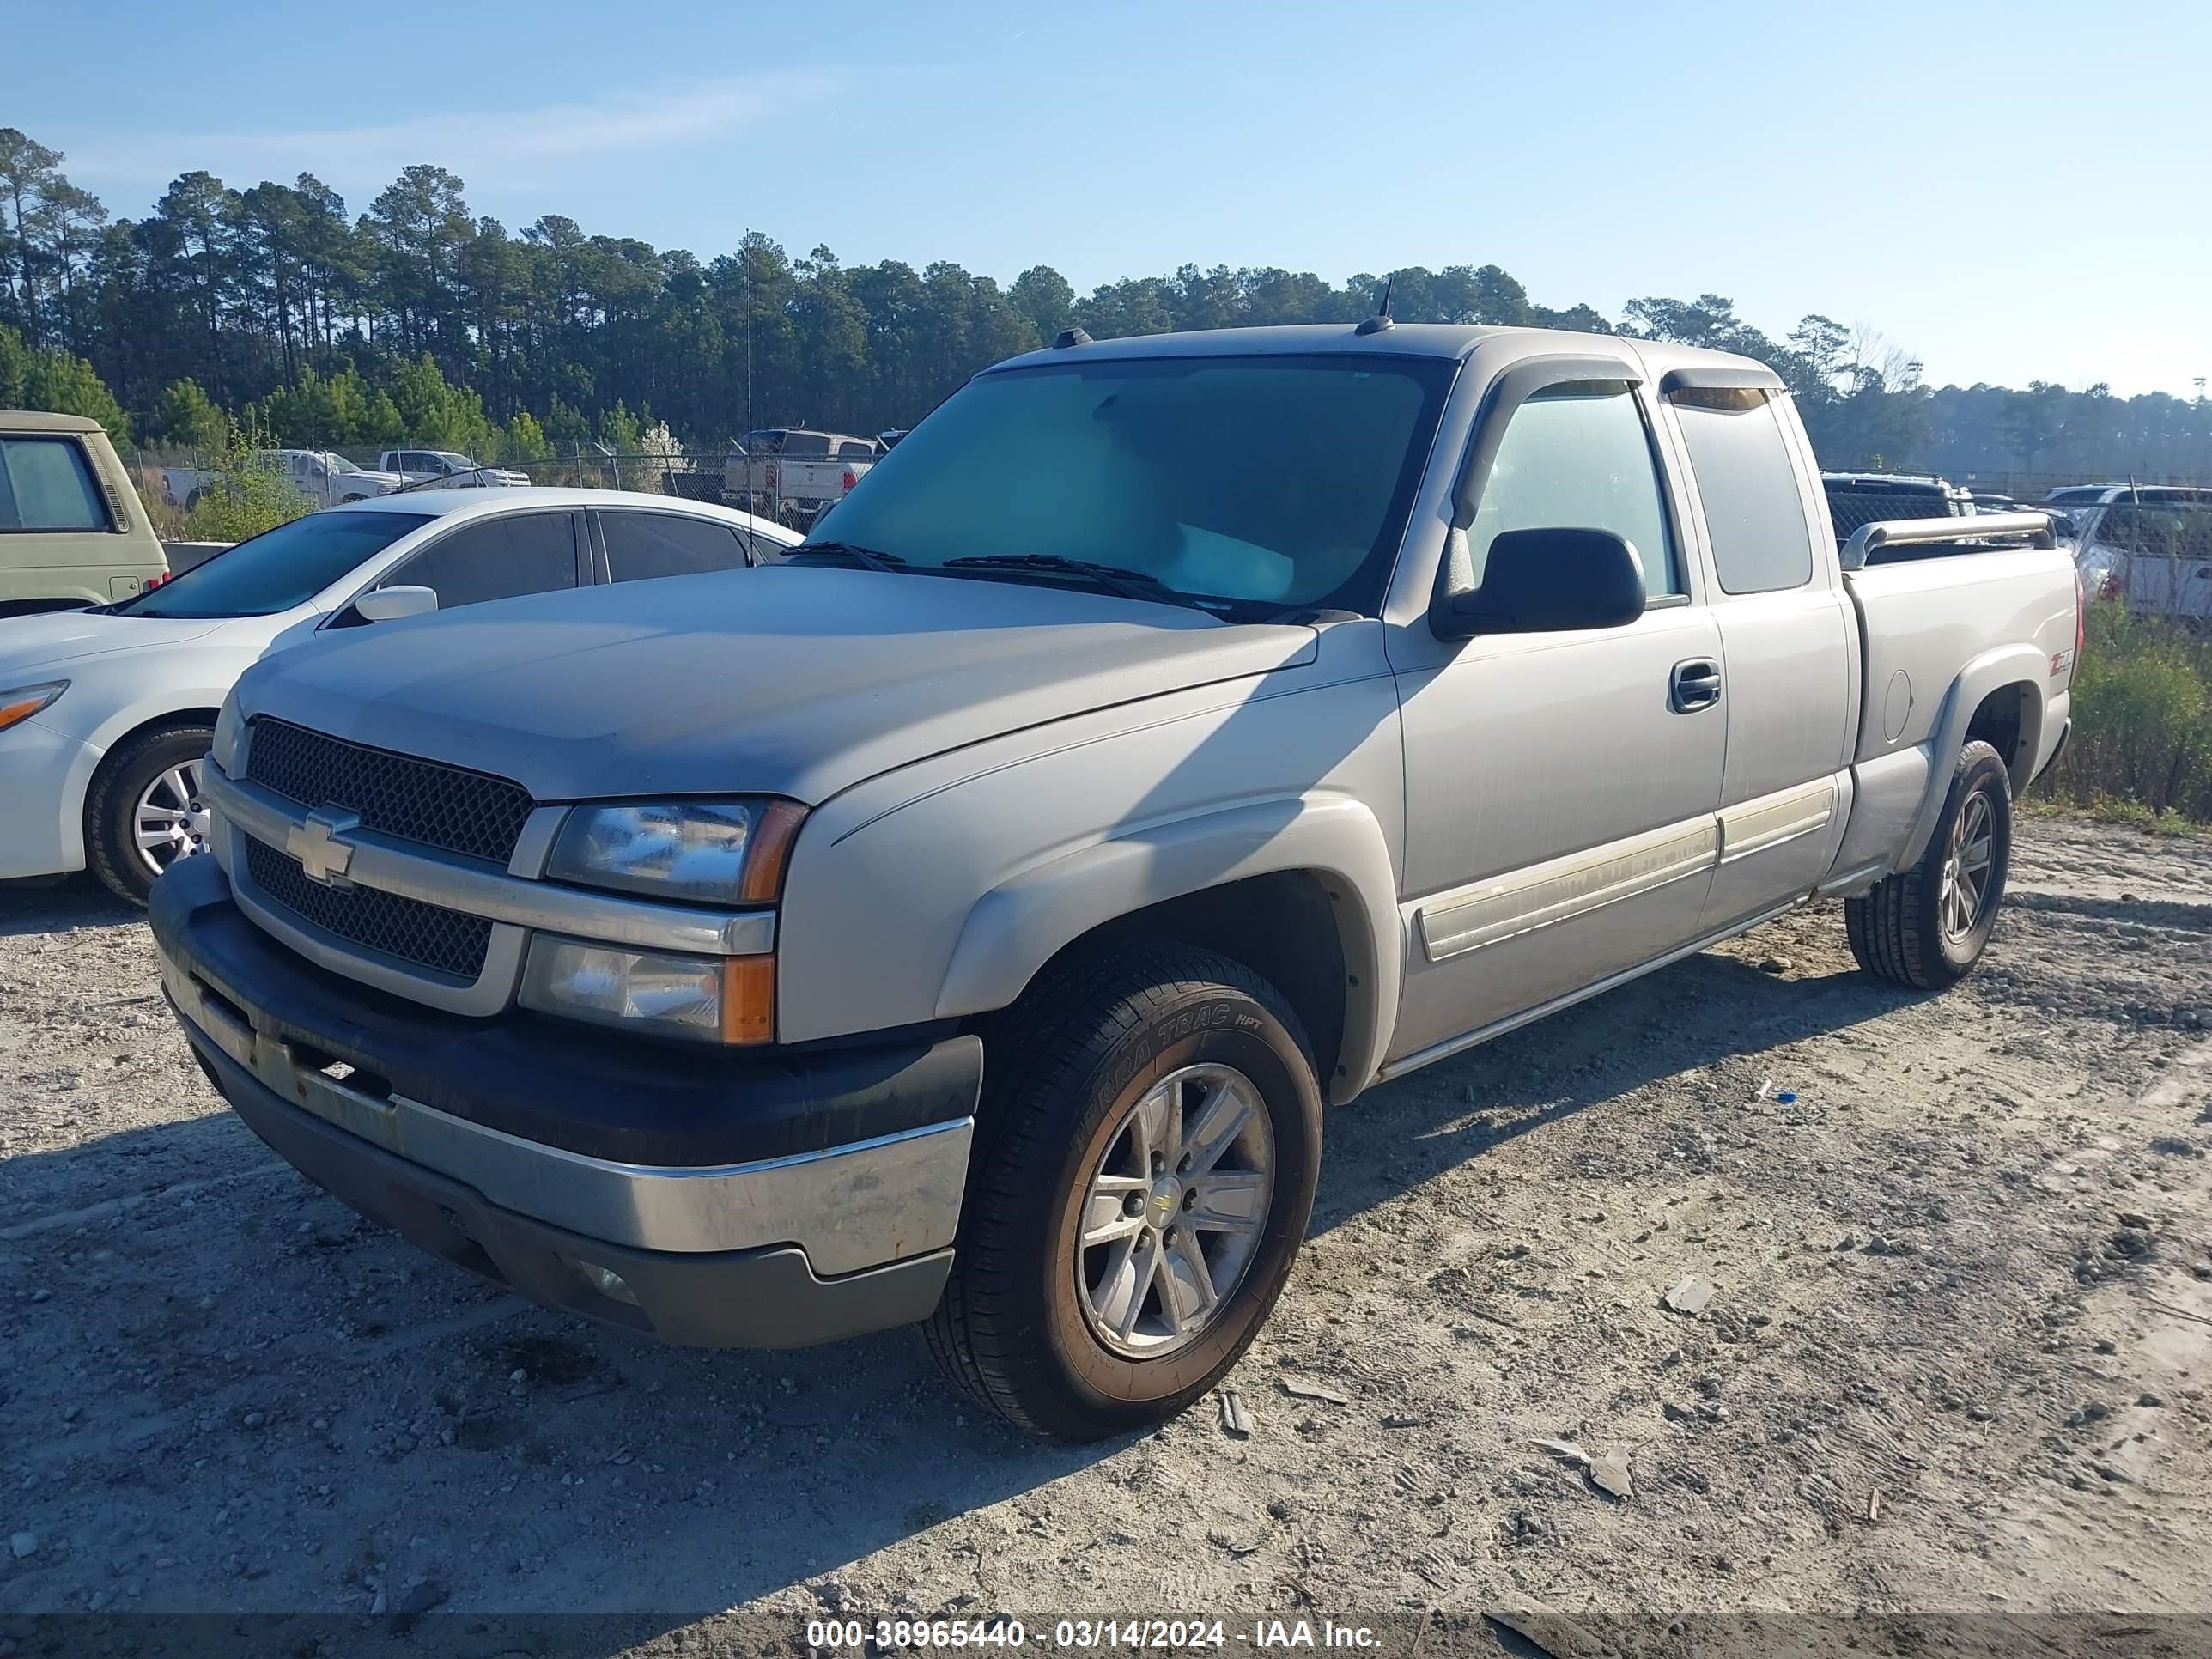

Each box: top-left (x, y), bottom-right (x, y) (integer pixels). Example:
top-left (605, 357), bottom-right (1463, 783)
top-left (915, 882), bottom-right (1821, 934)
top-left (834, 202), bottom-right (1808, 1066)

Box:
top-left (1074, 1062), bottom-right (1275, 1359)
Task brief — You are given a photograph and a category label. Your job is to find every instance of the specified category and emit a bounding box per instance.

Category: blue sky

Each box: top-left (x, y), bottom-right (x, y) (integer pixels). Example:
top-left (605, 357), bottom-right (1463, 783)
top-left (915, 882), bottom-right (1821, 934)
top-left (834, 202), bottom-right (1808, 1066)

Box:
top-left (15, 0), bottom-right (2209, 396)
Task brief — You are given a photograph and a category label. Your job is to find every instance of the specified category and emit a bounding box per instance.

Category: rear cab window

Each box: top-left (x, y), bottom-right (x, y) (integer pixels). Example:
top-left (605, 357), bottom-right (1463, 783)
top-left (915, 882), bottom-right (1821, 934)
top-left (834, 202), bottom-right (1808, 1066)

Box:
top-left (0, 435), bottom-right (112, 532)
top-left (1668, 387), bottom-right (1820, 593)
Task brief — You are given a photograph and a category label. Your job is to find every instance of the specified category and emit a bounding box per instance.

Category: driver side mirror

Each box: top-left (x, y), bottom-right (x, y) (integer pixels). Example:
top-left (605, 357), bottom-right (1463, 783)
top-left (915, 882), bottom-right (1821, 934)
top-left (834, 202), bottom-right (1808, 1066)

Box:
top-left (1431, 527), bottom-right (1645, 640)
top-left (355, 585), bottom-right (440, 623)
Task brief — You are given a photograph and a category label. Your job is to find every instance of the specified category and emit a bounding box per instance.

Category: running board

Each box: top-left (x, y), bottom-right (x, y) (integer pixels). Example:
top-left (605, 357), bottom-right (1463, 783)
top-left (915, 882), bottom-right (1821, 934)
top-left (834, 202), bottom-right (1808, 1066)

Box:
top-left (1375, 896), bottom-right (1808, 1084)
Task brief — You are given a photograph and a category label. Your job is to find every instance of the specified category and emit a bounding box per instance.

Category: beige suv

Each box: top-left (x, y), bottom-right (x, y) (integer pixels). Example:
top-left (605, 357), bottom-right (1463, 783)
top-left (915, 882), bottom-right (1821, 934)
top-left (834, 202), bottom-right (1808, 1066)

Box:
top-left (0, 411), bottom-right (168, 617)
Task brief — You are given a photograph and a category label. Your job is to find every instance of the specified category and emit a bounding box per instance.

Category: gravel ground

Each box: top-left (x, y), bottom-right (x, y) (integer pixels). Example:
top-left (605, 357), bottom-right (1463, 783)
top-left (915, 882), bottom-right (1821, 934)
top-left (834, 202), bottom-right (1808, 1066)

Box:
top-left (3, 812), bottom-right (2211, 1649)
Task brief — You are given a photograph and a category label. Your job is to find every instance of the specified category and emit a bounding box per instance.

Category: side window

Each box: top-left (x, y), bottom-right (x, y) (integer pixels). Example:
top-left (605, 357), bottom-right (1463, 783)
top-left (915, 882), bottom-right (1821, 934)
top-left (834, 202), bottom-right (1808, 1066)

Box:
top-left (0, 436), bottom-right (111, 532)
top-left (600, 511), bottom-right (752, 582)
top-left (382, 512), bottom-right (580, 610)
top-left (1466, 382), bottom-right (1680, 596)
top-left (1670, 388), bottom-right (1820, 595)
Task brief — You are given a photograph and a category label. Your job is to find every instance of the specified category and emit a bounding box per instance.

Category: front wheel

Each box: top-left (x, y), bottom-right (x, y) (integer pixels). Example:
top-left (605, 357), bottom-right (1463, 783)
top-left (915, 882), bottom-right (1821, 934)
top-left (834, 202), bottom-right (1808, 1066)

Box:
top-left (926, 944), bottom-right (1323, 1441)
top-left (85, 724), bottom-right (216, 904)
top-left (1846, 738), bottom-right (2013, 990)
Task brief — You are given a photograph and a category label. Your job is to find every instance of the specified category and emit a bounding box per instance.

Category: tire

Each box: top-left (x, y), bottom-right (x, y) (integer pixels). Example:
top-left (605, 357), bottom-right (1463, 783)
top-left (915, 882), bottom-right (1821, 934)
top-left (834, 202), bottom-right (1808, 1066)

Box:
top-left (340, 493), bottom-right (366, 503)
top-left (185, 489), bottom-right (203, 510)
top-left (1846, 738), bottom-right (2013, 991)
top-left (925, 943), bottom-right (1324, 1441)
top-left (85, 723), bottom-right (217, 905)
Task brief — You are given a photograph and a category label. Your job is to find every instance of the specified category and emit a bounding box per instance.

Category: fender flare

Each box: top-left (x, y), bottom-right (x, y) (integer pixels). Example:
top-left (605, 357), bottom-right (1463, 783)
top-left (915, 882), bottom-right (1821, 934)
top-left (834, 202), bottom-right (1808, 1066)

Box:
top-left (1898, 644), bottom-right (2049, 868)
top-left (934, 795), bottom-right (1402, 1104)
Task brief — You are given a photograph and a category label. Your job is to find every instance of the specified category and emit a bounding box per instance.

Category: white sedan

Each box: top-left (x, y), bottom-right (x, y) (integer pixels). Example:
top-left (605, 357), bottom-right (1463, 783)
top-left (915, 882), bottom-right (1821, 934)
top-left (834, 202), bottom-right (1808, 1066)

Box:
top-left (0, 489), bottom-right (798, 902)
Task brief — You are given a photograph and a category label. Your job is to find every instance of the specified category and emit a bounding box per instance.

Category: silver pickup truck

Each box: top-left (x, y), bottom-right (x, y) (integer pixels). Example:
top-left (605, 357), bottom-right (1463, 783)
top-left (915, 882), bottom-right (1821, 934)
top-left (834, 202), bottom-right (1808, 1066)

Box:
top-left (149, 322), bottom-right (2081, 1442)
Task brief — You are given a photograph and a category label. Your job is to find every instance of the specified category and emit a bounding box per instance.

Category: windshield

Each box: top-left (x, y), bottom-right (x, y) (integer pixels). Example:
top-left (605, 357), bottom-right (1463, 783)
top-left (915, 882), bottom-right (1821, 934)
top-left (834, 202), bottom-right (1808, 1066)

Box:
top-left (434, 453), bottom-right (474, 469)
top-left (804, 354), bottom-right (1455, 616)
top-left (328, 454), bottom-right (362, 474)
top-left (112, 510), bottom-right (432, 618)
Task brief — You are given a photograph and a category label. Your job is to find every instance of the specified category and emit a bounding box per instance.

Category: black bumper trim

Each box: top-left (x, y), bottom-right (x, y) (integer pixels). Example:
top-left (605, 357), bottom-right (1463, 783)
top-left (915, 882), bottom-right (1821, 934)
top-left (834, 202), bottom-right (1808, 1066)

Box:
top-left (149, 853), bottom-right (981, 1168)
top-left (191, 1025), bottom-right (951, 1349)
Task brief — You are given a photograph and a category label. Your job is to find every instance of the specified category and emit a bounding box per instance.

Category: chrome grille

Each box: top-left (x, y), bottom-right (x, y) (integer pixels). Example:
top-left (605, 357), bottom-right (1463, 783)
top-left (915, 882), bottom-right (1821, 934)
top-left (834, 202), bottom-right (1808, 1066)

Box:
top-left (246, 720), bottom-right (533, 865)
top-left (243, 836), bottom-right (493, 980)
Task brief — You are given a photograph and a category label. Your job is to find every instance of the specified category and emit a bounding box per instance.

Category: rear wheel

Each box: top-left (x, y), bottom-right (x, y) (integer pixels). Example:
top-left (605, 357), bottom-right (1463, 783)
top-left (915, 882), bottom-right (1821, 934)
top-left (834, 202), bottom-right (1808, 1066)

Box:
top-left (1846, 738), bottom-right (2012, 990)
top-left (85, 724), bottom-right (216, 905)
top-left (926, 943), bottom-right (1323, 1441)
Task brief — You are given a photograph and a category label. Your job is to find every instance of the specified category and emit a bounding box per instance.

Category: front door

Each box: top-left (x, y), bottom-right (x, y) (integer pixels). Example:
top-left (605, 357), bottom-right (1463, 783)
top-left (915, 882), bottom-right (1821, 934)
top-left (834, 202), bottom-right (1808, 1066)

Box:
top-left (1389, 378), bottom-right (1729, 1060)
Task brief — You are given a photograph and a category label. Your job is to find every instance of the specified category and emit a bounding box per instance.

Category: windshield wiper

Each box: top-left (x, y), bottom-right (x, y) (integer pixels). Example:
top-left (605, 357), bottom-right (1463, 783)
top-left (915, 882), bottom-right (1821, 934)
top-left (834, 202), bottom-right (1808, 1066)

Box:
top-left (941, 553), bottom-right (1187, 606)
top-left (787, 540), bottom-right (908, 573)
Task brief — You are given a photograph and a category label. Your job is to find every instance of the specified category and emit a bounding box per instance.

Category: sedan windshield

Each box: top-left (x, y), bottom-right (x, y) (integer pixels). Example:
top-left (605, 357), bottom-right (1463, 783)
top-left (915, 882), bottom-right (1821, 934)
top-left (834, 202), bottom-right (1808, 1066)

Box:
top-left (803, 354), bottom-right (1455, 617)
top-left (112, 510), bottom-right (432, 618)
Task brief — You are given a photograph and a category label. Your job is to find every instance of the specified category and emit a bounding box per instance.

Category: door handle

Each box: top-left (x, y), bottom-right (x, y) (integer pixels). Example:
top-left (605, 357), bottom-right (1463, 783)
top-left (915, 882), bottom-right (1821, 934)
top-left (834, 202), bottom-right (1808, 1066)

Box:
top-left (1670, 659), bottom-right (1723, 713)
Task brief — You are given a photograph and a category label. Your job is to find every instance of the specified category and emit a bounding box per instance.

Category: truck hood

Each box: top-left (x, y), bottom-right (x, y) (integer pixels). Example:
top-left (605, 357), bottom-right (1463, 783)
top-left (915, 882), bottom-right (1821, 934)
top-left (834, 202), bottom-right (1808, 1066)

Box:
top-left (234, 567), bottom-right (1321, 804)
top-left (0, 607), bottom-right (229, 677)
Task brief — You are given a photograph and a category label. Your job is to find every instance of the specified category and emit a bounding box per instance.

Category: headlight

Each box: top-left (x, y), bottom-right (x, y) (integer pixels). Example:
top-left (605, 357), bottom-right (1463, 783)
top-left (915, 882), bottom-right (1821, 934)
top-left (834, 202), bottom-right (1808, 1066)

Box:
top-left (0, 680), bottom-right (67, 736)
top-left (546, 799), bottom-right (804, 903)
top-left (211, 690), bottom-right (245, 772)
top-left (520, 937), bottom-right (775, 1045)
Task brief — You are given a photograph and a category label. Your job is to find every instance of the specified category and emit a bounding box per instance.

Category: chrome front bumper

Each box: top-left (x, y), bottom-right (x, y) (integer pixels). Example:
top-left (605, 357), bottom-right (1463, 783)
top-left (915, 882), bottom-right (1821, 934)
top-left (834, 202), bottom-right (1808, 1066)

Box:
top-left (165, 959), bottom-right (970, 1276)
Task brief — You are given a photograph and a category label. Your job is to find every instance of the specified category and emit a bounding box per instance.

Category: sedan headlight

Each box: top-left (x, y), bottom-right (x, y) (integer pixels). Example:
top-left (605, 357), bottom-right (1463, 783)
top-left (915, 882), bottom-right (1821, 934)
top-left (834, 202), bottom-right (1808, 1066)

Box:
top-left (547, 799), bottom-right (805, 904)
top-left (520, 938), bottom-right (775, 1045)
top-left (0, 680), bottom-right (68, 737)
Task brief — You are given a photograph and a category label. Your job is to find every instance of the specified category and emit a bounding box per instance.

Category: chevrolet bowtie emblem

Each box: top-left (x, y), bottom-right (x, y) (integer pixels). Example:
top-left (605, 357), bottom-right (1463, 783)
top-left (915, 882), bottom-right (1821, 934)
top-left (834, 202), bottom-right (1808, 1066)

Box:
top-left (286, 806), bottom-right (361, 887)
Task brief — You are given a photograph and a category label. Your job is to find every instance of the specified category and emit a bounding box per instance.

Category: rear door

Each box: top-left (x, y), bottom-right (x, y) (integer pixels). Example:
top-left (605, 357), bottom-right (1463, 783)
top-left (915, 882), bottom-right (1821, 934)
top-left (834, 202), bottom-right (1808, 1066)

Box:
top-left (594, 508), bottom-right (757, 584)
top-left (1388, 362), bottom-right (1729, 1058)
top-left (1658, 378), bottom-right (1854, 930)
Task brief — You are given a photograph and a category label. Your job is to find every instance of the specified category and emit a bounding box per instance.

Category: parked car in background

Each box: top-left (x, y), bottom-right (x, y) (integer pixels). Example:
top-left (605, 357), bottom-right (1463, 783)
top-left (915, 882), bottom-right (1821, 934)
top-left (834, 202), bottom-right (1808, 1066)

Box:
top-left (378, 449), bottom-right (532, 488)
top-left (2064, 485), bottom-right (2212, 620)
top-left (2044, 483), bottom-right (2123, 507)
top-left (1820, 471), bottom-right (1972, 544)
top-left (154, 322), bottom-right (2075, 1442)
top-left (162, 450), bottom-right (410, 510)
top-left (0, 489), bottom-right (795, 903)
top-left (0, 411), bottom-right (169, 617)
top-left (725, 428), bottom-right (879, 525)
top-left (1968, 491), bottom-right (2024, 515)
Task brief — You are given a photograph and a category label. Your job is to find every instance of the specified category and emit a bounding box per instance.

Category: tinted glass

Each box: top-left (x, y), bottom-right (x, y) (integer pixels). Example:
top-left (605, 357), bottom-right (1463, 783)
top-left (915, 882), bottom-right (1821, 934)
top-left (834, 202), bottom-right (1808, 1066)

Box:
top-left (1672, 389), bottom-right (1818, 594)
top-left (836, 441), bottom-right (874, 460)
top-left (780, 433), bottom-right (832, 459)
top-left (601, 511), bottom-right (751, 582)
top-left (809, 355), bottom-right (1455, 616)
top-left (0, 436), bottom-right (108, 531)
top-left (384, 513), bottom-right (580, 610)
top-left (1822, 479), bottom-right (1959, 542)
top-left (1465, 383), bottom-right (1680, 596)
top-left (116, 511), bottom-right (433, 617)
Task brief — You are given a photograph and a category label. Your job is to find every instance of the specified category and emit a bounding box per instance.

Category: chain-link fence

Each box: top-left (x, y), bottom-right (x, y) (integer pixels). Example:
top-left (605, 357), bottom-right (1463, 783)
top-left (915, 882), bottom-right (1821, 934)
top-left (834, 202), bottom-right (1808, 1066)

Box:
top-left (131, 431), bottom-right (891, 537)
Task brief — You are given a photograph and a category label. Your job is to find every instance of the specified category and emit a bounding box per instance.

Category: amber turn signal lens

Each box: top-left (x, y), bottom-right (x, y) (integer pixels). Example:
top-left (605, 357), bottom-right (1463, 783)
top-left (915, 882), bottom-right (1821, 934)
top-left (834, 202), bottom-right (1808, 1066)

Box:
top-left (719, 956), bottom-right (776, 1046)
top-left (0, 680), bottom-right (69, 736)
top-left (738, 801), bottom-right (807, 903)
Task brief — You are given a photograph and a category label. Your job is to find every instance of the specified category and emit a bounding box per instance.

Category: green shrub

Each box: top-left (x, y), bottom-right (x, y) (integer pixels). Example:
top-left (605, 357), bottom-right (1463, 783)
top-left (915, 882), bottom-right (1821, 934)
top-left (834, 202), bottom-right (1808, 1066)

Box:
top-left (179, 430), bottom-right (313, 543)
top-left (2047, 605), bottom-right (2212, 820)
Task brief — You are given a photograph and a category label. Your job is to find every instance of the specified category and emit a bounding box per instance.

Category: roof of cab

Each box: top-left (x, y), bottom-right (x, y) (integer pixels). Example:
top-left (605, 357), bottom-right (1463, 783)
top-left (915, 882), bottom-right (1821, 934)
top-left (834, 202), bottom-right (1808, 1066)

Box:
top-left (1, 409), bottom-right (106, 434)
top-left (983, 320), bottom-right (1779, 385)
